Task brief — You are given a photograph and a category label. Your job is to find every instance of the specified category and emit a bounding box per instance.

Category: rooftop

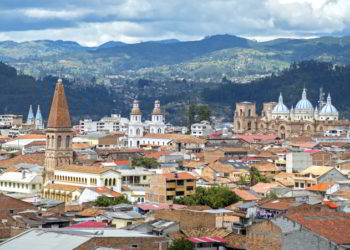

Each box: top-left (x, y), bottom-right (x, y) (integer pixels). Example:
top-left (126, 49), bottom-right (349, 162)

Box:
top-left (285, 212), bottom-right (350, 245)
top-left (55, 165), bottom-right (113, 174)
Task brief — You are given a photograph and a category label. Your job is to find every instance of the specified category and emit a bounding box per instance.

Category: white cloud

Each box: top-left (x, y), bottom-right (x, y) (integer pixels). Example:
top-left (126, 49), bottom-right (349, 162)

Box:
top-left (0, 0), bottom-right (350, 44)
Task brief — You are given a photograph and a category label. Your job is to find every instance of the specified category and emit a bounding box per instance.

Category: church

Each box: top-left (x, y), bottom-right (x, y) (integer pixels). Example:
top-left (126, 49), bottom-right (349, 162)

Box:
top-left (234, 88), bottom-right (349, 138)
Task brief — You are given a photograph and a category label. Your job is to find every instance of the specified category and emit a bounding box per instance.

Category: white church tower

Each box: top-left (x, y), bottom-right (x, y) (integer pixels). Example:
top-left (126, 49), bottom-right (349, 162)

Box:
top-left (150, 100), bottom-right (166, 134)
top-left (35, 105), bottom-right (44, 130)
top-left (27, 105), bottom-right (34, 125)
top-left (128, 100), bottom-right (144, 148)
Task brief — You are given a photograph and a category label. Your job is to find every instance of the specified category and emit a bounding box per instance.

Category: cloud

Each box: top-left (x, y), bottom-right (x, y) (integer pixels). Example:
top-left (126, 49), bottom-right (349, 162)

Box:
top-left (0, 0), bottom-right (350, 45)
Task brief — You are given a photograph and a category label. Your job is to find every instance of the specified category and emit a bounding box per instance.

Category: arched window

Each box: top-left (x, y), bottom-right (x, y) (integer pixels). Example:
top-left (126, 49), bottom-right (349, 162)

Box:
top-left (158, 128), bottom-right (162, 134)
top-left (136, 128), bottom-right (140, 136)
top-left (113, 178), bottom-right (116, 186)
top-left (66, 136), bottom-right (70, 148)
top-left (247, 122), bottom-right (252, 131)
top-left (109, 179), bottom-right (112, 186)
top-left (237, 121), bottom-right (241, 130)
top-left (51, 136), bottom-right (55, 148)
top-left (47, 135), bottom-right (50, 148)
top-left (105, 179), bottom-right (108, 186)
top-left (248, 109), bottom-right (251, 117)
top-left (57, 136), bottom-right (62, 148)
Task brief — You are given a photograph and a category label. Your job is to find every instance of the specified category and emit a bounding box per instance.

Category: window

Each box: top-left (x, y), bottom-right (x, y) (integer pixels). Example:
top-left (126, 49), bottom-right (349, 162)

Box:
top-left (295, 182), bottom-right (299, 188)
top-left (32, 184), bottom-right (36, 190)
top-left (300, 183), bottom-right (305, 188)
top-left (186, 186), bottom-right (194, 191)
top-left (57, 136), bottom-right (62, 148)
top-left (9, 182), bottom-right (11, 188)
top-left (66, 136), bottom-right (70, 148)
top-left (143, 176), bottom-right (146, 180)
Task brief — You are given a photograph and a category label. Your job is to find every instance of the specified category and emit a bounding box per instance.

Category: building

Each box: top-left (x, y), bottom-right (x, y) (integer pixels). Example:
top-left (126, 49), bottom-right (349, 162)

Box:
top-left (234, 89), bottom-right (349, 138)
top-left (79, 114), bottom-right (129, 134)
top-left (149, 100), bottom-right (166, 134)
top-left (44, 78), bottom-right (73, 183)
top-left (294, 166), bottom-right (348, 189)
top-left (0, 114), bottom-right (23, 127)
top-left (247, 211), bottom-right (350, 250)
top-left (0, 170), bottom-right (42, 194)
top-left (146, 172), bottom-right (196, 203)
top-left (26, 105), bottom-right (44, 129)
top-left (191, 120), bottom-right (214, 137)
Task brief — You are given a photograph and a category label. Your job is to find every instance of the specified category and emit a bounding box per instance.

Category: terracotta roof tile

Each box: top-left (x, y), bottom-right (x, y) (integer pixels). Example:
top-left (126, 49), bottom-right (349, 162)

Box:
top-left (55, 165), bottom-right (113, 174)
top-left (232, 189), bottom-right (260, 201)
top-left (143, 133), bottom-right (207, 144)
top-left (0, 154), bottom-right (45, 167)
top-left (307, 182), bottom-right (336, 192)
top-left (76, 208), bottom-right (104, 217)
top-left (251, 182), bottom-right (282, 194)
top-left (47, 79), bottom-right (72, 128)
top-left (285, 212), bottom-right (350, 245)
top-left (163, 172), bottom-right (195, 180)
top-left (45, 184), bottom-right (83, 192)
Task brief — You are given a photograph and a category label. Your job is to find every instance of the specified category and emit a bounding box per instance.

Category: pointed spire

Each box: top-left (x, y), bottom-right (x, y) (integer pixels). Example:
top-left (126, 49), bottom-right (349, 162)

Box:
top-left (327, 93), bottom-right (331, 104)
top-left (27, 105), bottom-right (34, 120)
top-left (278, 93), bottom-right (283, 104)
top-left (35, 105), bottom-right (43, 120)
top-left (302, 88), bottom-right (307, 100)
top-left (47, 79), bottom-right (72, 128)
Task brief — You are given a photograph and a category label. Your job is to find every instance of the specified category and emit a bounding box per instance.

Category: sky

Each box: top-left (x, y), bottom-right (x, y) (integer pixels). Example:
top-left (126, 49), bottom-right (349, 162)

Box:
top-left (0, 0), bottom-right (349, 46)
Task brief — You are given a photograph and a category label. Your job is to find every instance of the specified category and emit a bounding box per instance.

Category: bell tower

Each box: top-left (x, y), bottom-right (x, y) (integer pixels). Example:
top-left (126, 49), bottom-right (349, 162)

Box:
top-left (44, 78), bottom-right (73, 183)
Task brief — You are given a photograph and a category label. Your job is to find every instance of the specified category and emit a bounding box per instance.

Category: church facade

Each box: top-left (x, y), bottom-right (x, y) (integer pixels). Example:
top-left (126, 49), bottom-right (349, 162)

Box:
top-left (234, 88), bottom-right (349, 138)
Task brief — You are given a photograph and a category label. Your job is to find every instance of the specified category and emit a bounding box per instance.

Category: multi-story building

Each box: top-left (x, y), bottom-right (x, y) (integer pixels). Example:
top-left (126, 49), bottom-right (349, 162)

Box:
top-left (0, 114), bottom-right (23, 127)
top-left (79, 114), bottom-right (129, 134)
top-left (0, 170), bottom-right (42, 194)
top-left (146, 172), bottom-right (196, 203)
top-left (191, 120), bottom-right (214, 137)
top-left (234, 88), bottom-right (349, 138)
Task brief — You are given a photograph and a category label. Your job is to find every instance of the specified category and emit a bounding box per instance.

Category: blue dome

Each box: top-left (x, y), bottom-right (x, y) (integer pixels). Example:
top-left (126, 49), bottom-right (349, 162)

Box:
top-left (295, 88), bottom-right (313, 111)
top-left (319, 94), bottom-right (338, 115)
top-left (272, 93), bottom-right (289, 113)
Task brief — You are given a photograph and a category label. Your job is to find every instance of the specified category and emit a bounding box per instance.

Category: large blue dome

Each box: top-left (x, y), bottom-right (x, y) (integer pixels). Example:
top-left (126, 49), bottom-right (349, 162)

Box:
top-left (295, 88), bottom-right (313, 111)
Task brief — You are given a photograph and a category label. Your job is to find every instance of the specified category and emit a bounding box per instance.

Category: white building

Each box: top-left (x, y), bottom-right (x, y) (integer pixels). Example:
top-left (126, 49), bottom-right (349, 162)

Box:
top-left (79, 114), bottom-right (129, 134)
top-left (0, 170), bottom-right (42, 194)
top-left (191, 120), bottom-right (214, 137)
top-left (26, 105), bottom-right (44, 129)
top-left (0, 114), bottom-right (23, 127)
top-left (53, 165), bottom-right (122, 193)
top-left (149, 100), bottom-right (166, 134)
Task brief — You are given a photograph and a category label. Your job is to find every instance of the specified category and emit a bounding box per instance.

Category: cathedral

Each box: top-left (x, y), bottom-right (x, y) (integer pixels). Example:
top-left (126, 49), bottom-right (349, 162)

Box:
top-left (234, 88), bottom-right (349, 138)
top-left (26, 104), bottom-right (44, 129)
top-left (128, 100), bottom-right (166, 148)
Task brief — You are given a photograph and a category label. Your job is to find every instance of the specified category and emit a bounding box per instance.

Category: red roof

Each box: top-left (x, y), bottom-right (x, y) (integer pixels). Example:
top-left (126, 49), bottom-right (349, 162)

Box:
top-left (323, 201), bottom-right (338, 208)
top-left (232, 189), bottom-right (260, 201)
top-left (235, 135), bottom-right (277, 143)
top-left (163, 172), bottom-right (195, 180)
top-left (304, 149), bottom-right (320, 154)
top-left (67, 221), bottom-right (108, 228)
top-left (137, 204), bottom-right (187, 211)
top-left (188, 237), bottom-right (228, 243)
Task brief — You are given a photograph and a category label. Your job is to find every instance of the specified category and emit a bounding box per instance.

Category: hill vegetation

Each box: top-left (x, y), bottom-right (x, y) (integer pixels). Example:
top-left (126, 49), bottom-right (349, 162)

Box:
top-left (4, 35), bottom-right (350, 82)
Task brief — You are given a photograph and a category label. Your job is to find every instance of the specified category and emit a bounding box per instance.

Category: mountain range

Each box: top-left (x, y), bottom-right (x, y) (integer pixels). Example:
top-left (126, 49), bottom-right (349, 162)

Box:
top-left (2, 35), bottom-right (350, 82)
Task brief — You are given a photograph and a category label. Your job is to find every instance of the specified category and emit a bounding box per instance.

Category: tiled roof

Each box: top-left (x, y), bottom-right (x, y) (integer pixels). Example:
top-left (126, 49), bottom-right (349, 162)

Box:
top-left (251, 182), bottom-right (282, 194)
top-left (143, 133), bottom-right (207, 144)
top-left (183, 160), bottom-right (207, 169)
top-left (76, 208), bottom-right (105, 217)
top-left (0, 154), bottom-right (45, 167)
top-left (144, 151), bottom-right (171, 159)
top-left (232, 189), bottom-right (260, 201)
top-left (0, 193), bottom-right (34, 210)
top-left (55, 165), bottom-right (113, 174)
top-left (163, 172), bottom-right (195, 180)
top-left (273, 172), bottom-right (295, 179)
top-left (235, 134), bottom-right (277, 143)
top-left (331, 190), bottom-right (350, 200)
top-left (307, 182), bottom-right (336, 192)
top-left (297, 166), bottom-right (333, 176)
top-left (72, 143), bottom-right (93, 149)
top-left (253, 163), bottom-right (280, 172)
top-left (45, 184), bottom-right (83, 192)
top-left (15, 134), bottom-right (46, 140)
top-left (92, 187), bottom-right (121, 197)
top-left (47, 79), bottom-right (72, 128)
top-left (208, 162), bottom-right (234, 173)
top-left (285, 212), bottom-right (350, 245)
top-left (260, 199), bottom-right (295, 211)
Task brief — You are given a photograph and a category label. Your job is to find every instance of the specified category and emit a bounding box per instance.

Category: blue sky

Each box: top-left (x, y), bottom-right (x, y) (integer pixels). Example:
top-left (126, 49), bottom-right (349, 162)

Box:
top-left (0, 0), bottom-right (349, 46)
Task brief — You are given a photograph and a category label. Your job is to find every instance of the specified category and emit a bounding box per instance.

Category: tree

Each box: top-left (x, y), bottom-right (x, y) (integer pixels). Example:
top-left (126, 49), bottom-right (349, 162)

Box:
top-left (95, 195), bottom-right (130, 207)
top-left (187, 104), bottom-right (197, 129)
top-left (132, 157), bottom-right (160, 169)
top-left (249, 167), bottom-right (269, 186)
top-left (169, 238), bottom-right (193, 250)
top-left (197, 104), bottom-right (212, 122)
top-left (173, 185), bottom-right (241, 209)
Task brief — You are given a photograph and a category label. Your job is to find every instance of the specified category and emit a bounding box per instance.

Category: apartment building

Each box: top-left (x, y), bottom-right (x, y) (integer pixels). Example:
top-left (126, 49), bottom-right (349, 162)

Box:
top-left (146, 172), bottom-right (196, 203)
